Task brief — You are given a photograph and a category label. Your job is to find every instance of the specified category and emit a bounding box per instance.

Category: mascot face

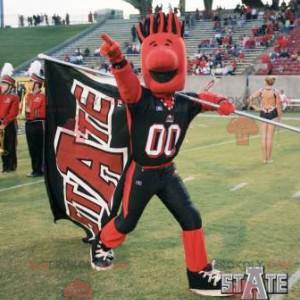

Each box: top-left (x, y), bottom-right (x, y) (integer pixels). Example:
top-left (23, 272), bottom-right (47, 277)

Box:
top-left (136, 12), bottom-right (186, 95)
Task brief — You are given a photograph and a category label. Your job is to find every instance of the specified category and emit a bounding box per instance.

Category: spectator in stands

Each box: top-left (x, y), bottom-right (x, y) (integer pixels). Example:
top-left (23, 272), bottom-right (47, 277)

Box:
top-left (45, 14), bottom-right (49, 25)
top-left (252, 7), bottom-right (258, 19)
top-left (215, 32), bottom-right (222, 45)
top-left (52, 14), bottom-right (62, 25)
top-left (93, 12), bottom-right (98, 21)
top-left (100, 63), bottom-right (110, 73)
top-left (64, 55), bottom-right (70, 62)
top-left (185, 13), bottom-right (192, 29)
top-left (27, 17), bottom-right (33, 26)
top-left (213, 51), bottom-right (223, 67)
top-left (131, 25), bottom-right (137, 42)
top-left (281, 1), bottom-right (288, 11)
top-left (279, 49), bottom-right (290, 58)
top-left (84, 48), bottom-right (90, 57)
top-left (66, 13), bottom-right (70, 25)
top-left (125, 44), bottom-right (140, 55)
top-left (290, 50), bottom-right (298, 60)
top-left (195, 9), bottom-right (201, 20)
top-left (245, 6), bottom-right (252, 20)
top-left (18, 15), bottom-right (24, 27)
top-left (234, 4), bottom-right (241, 14)
top-left (70, 54), bottom-right (83, 65)
top-left (94, 48), bottom-right (100, 57)
top-left (237, 15), bottom-right (246, 27)
top-left (88, 12), bottom-right (93, 23)
top-left (184, 27), bottom-right (191, 37)
top-left (74, 48), bottom-right (82, 56)
top-left (228, 44), bottom-right (240, 57)
top-left (213, 19), bottom-right (221, 31)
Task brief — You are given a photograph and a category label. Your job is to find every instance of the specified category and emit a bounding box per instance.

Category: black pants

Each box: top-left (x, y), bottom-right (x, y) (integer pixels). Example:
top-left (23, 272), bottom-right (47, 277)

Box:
top-left (260, 108), bottom-right (278, 120)
top-left (25, 120), bottom-right (44, 174)
top-left (113, 161), bottom-right (202, 235)
top-left (1, 121), bottom-right (17, 172)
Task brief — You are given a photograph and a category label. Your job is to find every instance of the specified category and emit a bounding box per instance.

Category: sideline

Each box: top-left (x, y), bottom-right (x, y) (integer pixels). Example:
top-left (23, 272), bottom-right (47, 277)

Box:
top-left (0, 180), bottom-right (44, 193)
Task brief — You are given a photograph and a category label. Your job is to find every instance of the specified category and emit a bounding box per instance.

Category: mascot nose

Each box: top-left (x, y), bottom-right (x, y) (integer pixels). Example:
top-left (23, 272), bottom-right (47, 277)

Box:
top-left (145, 47), bottom-right (179, 71)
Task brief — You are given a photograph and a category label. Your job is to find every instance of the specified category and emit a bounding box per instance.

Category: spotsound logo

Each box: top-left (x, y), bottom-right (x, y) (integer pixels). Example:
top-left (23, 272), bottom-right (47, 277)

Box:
top-left (221, 266), bottom-right (288, 299)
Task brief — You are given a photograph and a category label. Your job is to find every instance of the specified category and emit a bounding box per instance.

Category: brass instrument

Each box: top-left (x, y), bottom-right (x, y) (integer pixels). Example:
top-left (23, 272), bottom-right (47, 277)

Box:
top-left (0, 127), bottom-right (7, 155)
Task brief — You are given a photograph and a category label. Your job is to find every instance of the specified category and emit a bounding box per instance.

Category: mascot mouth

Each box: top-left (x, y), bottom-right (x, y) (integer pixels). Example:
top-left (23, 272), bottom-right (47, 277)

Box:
top-left (150, 69), bottom-right (177, 83)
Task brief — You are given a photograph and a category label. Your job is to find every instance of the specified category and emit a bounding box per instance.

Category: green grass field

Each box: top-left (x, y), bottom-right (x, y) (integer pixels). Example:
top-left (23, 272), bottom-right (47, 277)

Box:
top-left (1, 113), bottom-right (300, 300)
top-left (0, 25), bottom-right (90, 67)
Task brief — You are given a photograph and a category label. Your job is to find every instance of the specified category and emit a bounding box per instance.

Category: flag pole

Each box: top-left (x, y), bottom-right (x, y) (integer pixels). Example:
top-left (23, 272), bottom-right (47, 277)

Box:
top-left (38, 54), bottom-right (300, 134)
top-left (175, 92), bottom-right (300, 134)
top-left (38, 53), bottom-right (107, 77)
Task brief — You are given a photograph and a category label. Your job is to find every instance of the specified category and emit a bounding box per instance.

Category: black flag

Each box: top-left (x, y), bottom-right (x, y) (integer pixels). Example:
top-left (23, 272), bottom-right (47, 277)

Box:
top-left (44, 61), bottom-right (130, 238)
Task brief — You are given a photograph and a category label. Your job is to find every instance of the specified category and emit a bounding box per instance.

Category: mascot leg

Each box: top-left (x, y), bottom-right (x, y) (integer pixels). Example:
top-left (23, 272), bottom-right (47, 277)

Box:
top-left (158, 169), bottom-right (226, 297)
top-left (90, 162), bottom-right (154, 271)
top-left (182, 228), bottom-right (208, 272)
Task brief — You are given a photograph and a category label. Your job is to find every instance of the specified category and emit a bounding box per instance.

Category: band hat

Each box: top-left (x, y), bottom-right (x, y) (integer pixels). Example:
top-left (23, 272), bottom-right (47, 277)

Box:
top-left (0, 63), bottom-right (16, 86)
top-left (28, 60), bottom-right (44, 84)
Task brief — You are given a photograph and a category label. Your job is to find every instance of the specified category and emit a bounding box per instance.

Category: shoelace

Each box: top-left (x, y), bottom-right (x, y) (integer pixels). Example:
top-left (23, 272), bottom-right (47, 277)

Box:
top-left (198, 260), bottom-right (221, 287)
top-left (95, 245), bottom-right (110, 259)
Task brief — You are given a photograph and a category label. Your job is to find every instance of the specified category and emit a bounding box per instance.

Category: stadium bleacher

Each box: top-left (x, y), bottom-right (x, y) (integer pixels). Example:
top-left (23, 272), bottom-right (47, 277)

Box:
top-left (51, 13), bottom-right (266, 75)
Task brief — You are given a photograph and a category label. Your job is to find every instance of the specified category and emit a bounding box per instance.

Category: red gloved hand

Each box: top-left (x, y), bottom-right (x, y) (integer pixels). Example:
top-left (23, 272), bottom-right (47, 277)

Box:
top-left (217, 100), bottom-right (235, 116)
top-left (100, 33), bottom-right (124, 64)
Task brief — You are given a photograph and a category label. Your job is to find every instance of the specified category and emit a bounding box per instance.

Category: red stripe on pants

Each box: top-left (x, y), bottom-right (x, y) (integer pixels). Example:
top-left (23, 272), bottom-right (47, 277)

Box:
top-left (122, 161), bottom-right (136, 218)
top-left (100, 161), bottom-right (136, 249)
top-left (100, 218), bottom-right (126, 249)
top-left (182, 228), bottom-right (208, 272)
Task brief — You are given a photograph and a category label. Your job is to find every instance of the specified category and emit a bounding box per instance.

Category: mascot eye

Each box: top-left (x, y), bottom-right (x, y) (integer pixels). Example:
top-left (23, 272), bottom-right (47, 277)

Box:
top-left (149, 41), bottom-right (158, 47)
top-left (164, 39), bottom-right (173, 47)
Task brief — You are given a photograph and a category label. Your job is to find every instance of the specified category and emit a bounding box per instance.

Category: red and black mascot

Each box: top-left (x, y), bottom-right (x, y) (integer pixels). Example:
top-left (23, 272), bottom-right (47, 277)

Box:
top-left (91, 12), bottom-right (235, 297)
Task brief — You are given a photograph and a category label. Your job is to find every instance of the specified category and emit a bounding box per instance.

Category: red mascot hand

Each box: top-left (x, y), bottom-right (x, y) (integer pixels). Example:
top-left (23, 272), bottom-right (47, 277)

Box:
top-left (217, 100), bottom-right (235, 116)
top-left (100, 33), bottom-right (124, 64)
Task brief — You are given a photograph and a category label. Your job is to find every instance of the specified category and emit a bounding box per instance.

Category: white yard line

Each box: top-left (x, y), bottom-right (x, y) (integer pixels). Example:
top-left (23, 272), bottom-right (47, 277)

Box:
top-left (0, 180), bottom-right (44, 193)
top-left (182, 128), bottom-right (290, 153)
top-left (270, 268), bottom-right (300, 300)
top-left (183, 176), bottom-right (195, 183)
top-left (292, 191), bottom-right (300, 198)
top-left (182, 138), bottom-right (241, 153)
top-left (230, 182), bottom-right (248, 191)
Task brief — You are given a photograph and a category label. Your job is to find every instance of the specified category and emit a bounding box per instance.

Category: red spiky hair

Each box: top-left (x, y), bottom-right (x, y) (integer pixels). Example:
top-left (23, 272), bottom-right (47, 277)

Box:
top-left (136, 12), bottom-right (184, 43)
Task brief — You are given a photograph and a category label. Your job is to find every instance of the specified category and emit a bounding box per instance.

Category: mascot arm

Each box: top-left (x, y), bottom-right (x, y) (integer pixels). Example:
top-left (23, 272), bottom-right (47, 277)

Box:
top-left (100, 33), bottom-right (142, 103)
top-left (111, 62), bottom-right (142, 104)
top-left (198, 91), bottom-right (235, 116)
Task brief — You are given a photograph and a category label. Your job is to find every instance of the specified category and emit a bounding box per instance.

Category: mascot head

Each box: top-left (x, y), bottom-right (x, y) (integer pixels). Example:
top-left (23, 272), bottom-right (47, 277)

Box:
top-left (136, 12), bottom-right (186, 95)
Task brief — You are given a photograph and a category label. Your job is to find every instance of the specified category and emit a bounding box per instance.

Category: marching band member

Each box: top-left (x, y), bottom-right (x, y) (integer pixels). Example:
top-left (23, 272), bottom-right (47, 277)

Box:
top-left (0, 63), bottom-right (19, 173)
top-left (248, 76), bottom-right (282, 163)
top-left (25, 61), bottom-right (46, 177)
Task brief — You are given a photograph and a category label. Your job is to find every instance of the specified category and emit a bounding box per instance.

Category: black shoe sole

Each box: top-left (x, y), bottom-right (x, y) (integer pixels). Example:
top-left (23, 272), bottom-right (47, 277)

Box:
top-left (190, 289), bottom-right (233, 297)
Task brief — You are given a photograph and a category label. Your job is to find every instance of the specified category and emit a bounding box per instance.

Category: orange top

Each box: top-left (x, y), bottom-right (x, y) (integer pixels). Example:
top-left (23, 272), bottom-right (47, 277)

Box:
top-left (260, 88), bottom-right (279, 110)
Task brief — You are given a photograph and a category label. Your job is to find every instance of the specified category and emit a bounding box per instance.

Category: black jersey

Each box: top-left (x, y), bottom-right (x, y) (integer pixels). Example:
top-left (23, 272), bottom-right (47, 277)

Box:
top-left (126, 87), bottom-right (201, 166)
